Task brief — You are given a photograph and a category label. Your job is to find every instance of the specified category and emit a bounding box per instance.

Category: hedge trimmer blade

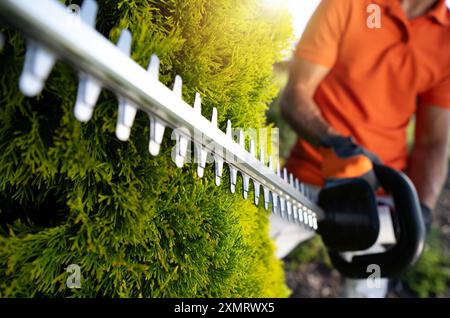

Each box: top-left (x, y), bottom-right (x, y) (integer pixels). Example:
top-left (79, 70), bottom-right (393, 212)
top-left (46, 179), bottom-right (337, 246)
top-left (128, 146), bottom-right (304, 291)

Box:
top-left (0, 0), bottom-right (322, 231)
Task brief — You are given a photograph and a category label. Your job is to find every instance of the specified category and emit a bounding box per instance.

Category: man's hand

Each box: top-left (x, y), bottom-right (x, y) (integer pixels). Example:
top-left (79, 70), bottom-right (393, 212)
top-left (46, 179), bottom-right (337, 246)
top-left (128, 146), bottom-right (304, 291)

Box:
top-left (320, 135), bottom-right (381, 163)
top-left (408, 104), bottom-right (450, 231)
top-left (420, 203), bottom-right (432, 233)
top-left (319, 135), bottom-right (380, 188)
top-left (408, 104), bottom-right (450, 210)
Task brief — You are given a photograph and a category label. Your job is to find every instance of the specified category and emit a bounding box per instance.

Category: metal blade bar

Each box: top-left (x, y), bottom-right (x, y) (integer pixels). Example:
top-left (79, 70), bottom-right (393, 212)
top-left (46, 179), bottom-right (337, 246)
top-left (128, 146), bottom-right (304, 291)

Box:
top-left (0, 0), bottom-right (324, 227)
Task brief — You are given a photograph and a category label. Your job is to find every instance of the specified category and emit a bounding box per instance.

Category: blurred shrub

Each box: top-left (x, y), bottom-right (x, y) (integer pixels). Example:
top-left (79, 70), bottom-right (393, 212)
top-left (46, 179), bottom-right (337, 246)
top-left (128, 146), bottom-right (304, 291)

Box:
top-left (0, 0), bottom-right (293, 297)
top-left (402, 228), bottom-right (450, 298)
top-left (285, 236), bottom-right (332, 271)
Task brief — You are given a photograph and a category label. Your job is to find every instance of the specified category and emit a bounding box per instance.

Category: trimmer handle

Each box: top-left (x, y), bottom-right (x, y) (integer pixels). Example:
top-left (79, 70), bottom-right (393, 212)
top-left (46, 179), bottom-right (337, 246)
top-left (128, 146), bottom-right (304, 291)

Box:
top-left (328, 164), bottom-right (426, 279)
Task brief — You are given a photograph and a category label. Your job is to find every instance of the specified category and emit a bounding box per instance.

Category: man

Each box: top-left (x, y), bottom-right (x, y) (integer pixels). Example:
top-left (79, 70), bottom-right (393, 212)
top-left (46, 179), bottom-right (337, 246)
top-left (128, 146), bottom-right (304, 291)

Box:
top-left (281, 0), bottom-right (450, 296)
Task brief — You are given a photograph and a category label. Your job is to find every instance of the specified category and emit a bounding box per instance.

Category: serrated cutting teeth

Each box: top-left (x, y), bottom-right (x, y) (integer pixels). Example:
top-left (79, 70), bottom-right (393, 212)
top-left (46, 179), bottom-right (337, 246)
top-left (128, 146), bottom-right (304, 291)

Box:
top-left (80, 0), bottom-right (98, 27)
top-left (242, 174), bottom-right (250, 200)
top-left (226, 120), bottom-right (238, 192)
top-left (303, 208), bottom-right (309, 226)
top-left (171, 75), bottom-right (189, 168)
top-left (260, 148), bottom-right (270, 210)
top-left (174, 129), bottom-right (189, 168)
top-left (194, 93), bottom-right (208, 178)
top-left (74, 0), bottom-right (101, 122)
top-left (19, 41), bottom-right (56, 97)
top-left (282, 168), bottom-right (292, 221)
top-left (146, 55), bottom-right (166, 157)
top-left (74, 73), bottom-right (102, 122)
top-left (288, 173), bottom-right (297, 222)
top-left (312, 215), bottom-right (318, 230)
top-left (253, 181), bottom-right (260, 206)
top-left (115, 29), bottom-right (138, 141)
top-left (195, 143), bottom-right (208, 178)
top-left (275, 163), bottom-right (286, 218)
top-left (237, 131), bottom-right (249, 199)
top-left (2, 0), bottom-right (325, 231)
top-left (249, 139), bottom-right (260, 205)
top-left (149, 118), bottom-right (165, 156)
top-left (263, 189), bottom-right (270, 210)
top-left (210, 108), bottom-right (224, 186)
top-left (215, 159), bottom-right (223, 187)
top-left (271, 191), bottom-right (279, 214)
top-left (268, 156), bottom-right (278, 214)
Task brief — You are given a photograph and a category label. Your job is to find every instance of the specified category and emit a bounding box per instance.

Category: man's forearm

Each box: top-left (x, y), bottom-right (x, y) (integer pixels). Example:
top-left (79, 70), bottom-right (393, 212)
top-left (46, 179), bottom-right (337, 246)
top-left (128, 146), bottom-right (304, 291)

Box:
top-left (408, 144), bottom-right (449, 209)
top-left (280, 86), bottom-right (339, 147)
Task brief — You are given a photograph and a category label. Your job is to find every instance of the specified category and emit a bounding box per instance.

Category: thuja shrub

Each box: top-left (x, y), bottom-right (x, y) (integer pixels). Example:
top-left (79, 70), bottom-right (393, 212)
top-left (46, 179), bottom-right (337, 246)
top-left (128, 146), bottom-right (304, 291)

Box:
top-left (0, 0), bottom-right (293, 297)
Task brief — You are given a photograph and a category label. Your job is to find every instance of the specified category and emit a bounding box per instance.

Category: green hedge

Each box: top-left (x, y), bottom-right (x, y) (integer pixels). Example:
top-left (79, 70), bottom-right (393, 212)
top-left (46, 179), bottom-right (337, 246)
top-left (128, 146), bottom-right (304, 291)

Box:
top-left (402, 229), bottom-right (450, 297)
top-left (0, 0), bottom-right (292, 297)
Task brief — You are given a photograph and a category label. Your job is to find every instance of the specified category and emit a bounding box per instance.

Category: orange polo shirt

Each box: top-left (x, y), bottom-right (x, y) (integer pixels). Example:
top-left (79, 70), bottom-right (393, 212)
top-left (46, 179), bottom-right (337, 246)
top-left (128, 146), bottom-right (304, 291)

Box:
top-left (285, 0), bottom-right (450, 186)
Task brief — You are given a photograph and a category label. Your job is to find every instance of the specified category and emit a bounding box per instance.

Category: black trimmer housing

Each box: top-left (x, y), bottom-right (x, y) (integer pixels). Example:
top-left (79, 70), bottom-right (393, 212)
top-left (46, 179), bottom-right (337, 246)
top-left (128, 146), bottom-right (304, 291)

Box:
top-left (317, 164), bottom-right (426, 279)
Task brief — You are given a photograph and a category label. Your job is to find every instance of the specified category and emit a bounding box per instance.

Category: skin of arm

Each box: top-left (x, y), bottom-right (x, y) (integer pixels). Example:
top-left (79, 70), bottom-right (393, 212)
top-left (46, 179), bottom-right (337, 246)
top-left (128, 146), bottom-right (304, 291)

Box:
top-left (401, 0), bottom-right (439, 19)
top-left (408, 105), bottom-right (450, 209)
top-left (280, 58), bottom-right (340, 147)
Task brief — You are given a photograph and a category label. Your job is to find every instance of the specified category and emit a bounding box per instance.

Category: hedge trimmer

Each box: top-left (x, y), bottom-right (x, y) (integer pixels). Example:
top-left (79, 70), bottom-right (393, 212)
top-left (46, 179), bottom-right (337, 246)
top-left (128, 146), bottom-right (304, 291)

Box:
top-left (0, 0), bottom-right (425, 279)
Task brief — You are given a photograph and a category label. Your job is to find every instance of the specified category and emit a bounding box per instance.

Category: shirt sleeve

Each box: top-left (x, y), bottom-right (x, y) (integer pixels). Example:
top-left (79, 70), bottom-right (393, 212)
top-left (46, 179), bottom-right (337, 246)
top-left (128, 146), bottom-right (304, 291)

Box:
top-left (419, 75), bottom-right (450, 109)
top-left (294, 0), bottom-right (351, 68)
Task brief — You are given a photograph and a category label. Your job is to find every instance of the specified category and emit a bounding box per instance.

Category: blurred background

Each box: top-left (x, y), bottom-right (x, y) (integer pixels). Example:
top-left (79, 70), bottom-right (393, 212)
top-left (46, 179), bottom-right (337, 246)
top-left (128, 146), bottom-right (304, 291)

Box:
top-left (265, 0), bottom-right (450, 298)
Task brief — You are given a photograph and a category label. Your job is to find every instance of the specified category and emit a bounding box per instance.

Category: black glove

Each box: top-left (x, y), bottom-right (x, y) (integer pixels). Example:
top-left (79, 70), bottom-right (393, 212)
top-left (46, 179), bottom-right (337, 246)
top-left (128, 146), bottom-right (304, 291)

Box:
top-left (320, 135), bottom-right (381, 163)
top-left (420, 203), bottom-right (432, 234)
top-left (319, 135), bottom-right (382, 189)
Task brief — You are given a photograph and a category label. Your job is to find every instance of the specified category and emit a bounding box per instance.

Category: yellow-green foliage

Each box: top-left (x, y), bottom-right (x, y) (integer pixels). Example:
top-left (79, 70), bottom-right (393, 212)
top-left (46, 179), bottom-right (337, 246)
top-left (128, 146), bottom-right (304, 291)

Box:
top-left (285, 236), bottom-right (332, 271)
top-left (402, 229), bottom-right (450, 298)
top-left (0, 0), bottom-right (292, 297)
